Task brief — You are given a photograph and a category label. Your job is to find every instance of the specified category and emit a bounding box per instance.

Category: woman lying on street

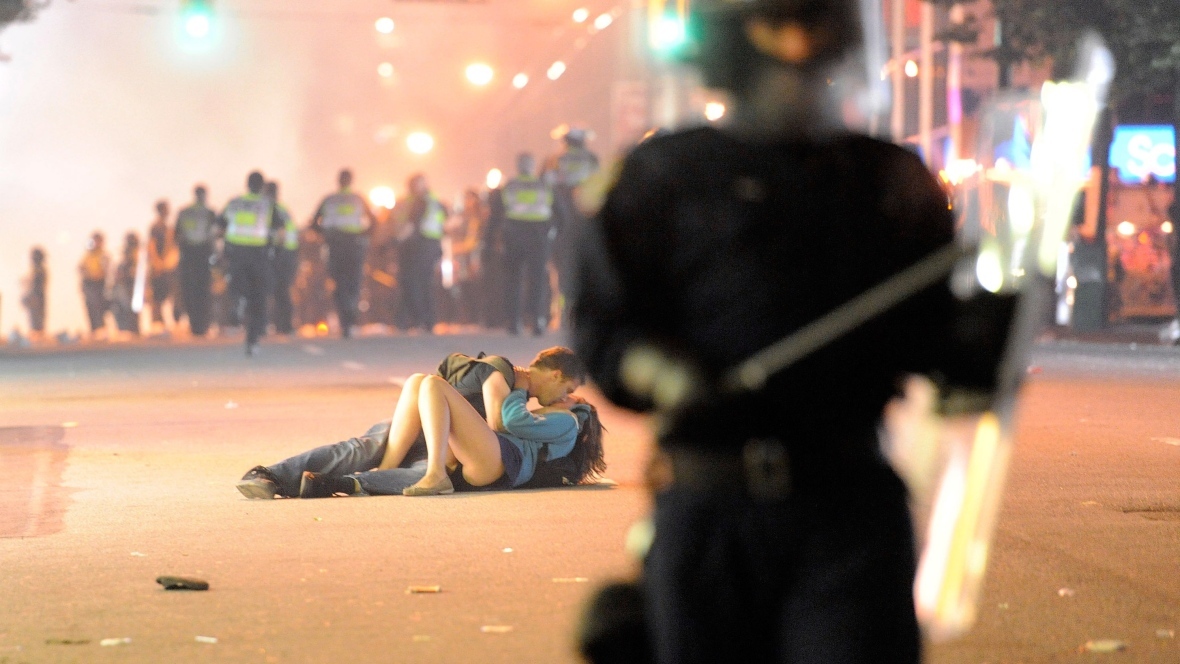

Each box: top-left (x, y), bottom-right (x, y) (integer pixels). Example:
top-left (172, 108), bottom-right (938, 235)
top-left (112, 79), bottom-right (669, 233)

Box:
top-left (388, 370), bottom-right (605, 495)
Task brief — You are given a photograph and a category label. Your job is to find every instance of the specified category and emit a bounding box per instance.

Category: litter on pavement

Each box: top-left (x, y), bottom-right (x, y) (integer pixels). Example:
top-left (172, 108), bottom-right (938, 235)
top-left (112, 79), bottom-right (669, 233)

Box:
top-left (156, 576), bottom-right (210, 591)
top-left (100, 638), bottom-right (132, 646)
top-left (1082, 639), bottom-right (1127, 653)
top-left (1057, 588), bottom-right (1076, 597)
top-left (196, 636), bottom-right (218, 644)
top-left (480, 625), bottom-right (514, 634)
top-left (406, 585), bottom-right (442, 594)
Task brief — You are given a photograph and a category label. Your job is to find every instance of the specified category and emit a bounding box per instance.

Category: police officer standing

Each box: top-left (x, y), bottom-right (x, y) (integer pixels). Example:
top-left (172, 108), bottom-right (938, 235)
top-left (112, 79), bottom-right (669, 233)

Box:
top-left (267, 181), bottom-right (299, 336)
top-left (175, 185), bottom-right (218, 337)
top-left (220, 171), bottom-right (281, 356)
top-left (499, 152), bottom-right (555, 336)
top-left (310, 169), bottom-right (376, 339)
top-left (547, 128), bottom-right (600, 329)
top-left (573, 1), bottom-right (1000, 661)
top-left (394, 173), bottom-right (447, 334)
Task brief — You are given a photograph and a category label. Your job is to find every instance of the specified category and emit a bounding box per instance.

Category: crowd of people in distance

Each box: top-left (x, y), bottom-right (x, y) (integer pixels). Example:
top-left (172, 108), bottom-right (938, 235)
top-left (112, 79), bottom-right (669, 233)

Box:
top-left (9, 129), bottom-right (600, 348)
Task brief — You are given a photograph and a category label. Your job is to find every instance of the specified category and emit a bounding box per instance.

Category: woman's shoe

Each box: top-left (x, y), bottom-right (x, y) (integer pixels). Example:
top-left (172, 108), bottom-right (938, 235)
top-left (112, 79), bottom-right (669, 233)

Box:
top-left (403, 476), bottom-right (455, 496)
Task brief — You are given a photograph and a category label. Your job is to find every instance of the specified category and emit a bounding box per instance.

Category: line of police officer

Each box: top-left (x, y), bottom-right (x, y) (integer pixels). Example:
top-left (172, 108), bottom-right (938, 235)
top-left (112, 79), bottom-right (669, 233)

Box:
top-left (171, 168), bottom-right (374, 356)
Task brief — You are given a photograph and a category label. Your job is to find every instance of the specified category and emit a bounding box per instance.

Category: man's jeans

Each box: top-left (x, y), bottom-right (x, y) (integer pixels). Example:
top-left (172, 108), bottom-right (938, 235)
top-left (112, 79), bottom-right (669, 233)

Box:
top-left (267, 420), bottom-right (428, 496)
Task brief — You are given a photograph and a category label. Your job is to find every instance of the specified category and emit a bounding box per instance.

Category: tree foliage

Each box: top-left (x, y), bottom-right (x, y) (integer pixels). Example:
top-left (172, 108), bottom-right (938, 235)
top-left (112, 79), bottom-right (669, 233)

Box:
top-left (989, 0), bottom-right (1180, 98)
top-left (0, 0), bottom-right (48, 33)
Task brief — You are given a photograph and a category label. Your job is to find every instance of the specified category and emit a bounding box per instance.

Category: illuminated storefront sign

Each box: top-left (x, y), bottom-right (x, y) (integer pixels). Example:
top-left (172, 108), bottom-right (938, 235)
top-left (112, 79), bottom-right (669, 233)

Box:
top-left (1109, 125), bottom-right (1176, 184)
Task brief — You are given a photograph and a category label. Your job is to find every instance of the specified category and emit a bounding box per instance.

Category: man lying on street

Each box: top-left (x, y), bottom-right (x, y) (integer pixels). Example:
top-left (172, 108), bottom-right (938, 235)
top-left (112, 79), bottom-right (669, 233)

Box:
top-left (236, 347), bottom-right (605, 498)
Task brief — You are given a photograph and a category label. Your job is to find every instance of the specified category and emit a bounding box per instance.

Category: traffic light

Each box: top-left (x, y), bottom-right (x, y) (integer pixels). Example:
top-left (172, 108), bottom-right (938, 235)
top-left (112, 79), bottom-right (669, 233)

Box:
top-left (181, 0), bottom-right (213, 39)
top-left (647, 0), bottom-right (690, 58)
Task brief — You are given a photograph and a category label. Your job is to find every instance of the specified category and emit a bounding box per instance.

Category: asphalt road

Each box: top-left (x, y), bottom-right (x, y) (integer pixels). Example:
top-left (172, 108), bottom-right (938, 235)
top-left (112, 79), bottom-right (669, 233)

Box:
top-left (1, 334), bottom-right (1178, 663)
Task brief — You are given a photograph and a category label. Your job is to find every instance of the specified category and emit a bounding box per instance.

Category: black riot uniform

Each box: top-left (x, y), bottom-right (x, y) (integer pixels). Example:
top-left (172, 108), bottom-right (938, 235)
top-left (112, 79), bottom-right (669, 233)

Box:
top-left (571, 2), bottom-right (1002, 662)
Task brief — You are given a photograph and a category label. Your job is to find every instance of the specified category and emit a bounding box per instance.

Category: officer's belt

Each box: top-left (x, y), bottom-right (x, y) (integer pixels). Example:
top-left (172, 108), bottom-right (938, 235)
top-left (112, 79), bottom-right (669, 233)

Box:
top-left (666, 440), bottom-right (792, 500)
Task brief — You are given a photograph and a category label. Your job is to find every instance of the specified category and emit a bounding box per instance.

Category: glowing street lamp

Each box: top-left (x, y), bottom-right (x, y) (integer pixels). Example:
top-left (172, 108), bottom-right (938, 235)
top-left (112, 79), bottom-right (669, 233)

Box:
top-left (572, 8), bottom-right (590, 23)
top-left (512, 73), bottom-right (529, 89)
top-left (377, 62), bottom-right (394, 78)
top-left (407, 131), bottom-right (435, 155)
top-left (704, 102), bottom-right (726, 122)
top-left (594, 13), bottom-right (614, 30)
top-left (181, 0), bottom-right (213, 39)
top-left (905, 60), bottom-right (919, 78)
top-left (375, 17), bottom-right (395, 34)
top-left (466, 63), bottom-right (495, 87)
top-left (547, 61), bottom-right (567, 81)
top-left (486, 168), bottom-right (504, 190)
top-left (369, 186), bottom-right (396, 210)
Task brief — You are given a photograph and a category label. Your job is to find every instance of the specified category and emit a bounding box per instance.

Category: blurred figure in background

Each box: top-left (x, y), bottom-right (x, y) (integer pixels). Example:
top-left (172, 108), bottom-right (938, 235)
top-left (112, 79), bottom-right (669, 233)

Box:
top-left (365, 203), bottom-right (401, 329)
top-left (175, 185), bottom-right (218, 337)
top-left (220, 170), bottom-right (280, 356)
top-left (268, 181), bottom-right (299, 337)
top-left (395, 173), bottom-right (447, 334)
top-left (501, 152), bottom-right (554, 336)
top-left (547, 127), bottom-right (600, 329)
top-left (78, 231), bottom-right (110, 340)
top-left (147, 199), bottom-right (180, 333)
top-left (310, 169), bottom-right (376, 339)
top-left (110, 231), bottom-right (141, 337)
top-left (22, 246), bottom-right (48, 341)
top-left (450, 188), bottom-right (488, 325)
top-left (481, 183), bottom-right (510, 331)
top-left (294, 228), bottom-right (331, 334)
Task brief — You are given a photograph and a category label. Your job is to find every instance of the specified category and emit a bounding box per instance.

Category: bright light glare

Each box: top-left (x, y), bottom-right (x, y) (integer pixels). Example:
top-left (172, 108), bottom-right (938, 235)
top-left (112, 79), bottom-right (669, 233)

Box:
top-left (1007, 185), bottom-right (1036, 236)
top-left (1116, 220), bottom-right (1136, 237)
top-left (1163, 221), bottom-right (1174, 234)
top-left (704, 102), bottom-right (726, 122)
top-left (375, 17), bottom-right (395, 34)
top-left (512, 73), bottom-right (529, 89)
top-left (975, 249), bottom-right (1004, 293)
top-left (547, 61), bottom-right (567, 81)
top-left (652, 16), bottom-right (686, 50)
top-left (185, 15), bottom-right (210, 39)
top-left (905, 60), bottom-right (919, 78)
top-left (486, 168), bottom-right (504, 190)
top-left (378, 62), bottom-right (394, 78)
top-left (407, 132), bottom-right (435, 155)
top-left (369, 186), bottom-right (396, 210)
top-left (572, 8), bottom-right (590, 23)
top-left (466, 63), bottom-right (494, 86)
top-left (593, 13), bottom-right (613, 30)
top-left (1066, 275), bottom-right (1078, 289)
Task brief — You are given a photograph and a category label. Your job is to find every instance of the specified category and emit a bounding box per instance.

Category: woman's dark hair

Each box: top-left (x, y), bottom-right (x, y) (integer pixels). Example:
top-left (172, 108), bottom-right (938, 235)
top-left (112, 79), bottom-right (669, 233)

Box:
top-left (567, 396), bottom-right (607, 484)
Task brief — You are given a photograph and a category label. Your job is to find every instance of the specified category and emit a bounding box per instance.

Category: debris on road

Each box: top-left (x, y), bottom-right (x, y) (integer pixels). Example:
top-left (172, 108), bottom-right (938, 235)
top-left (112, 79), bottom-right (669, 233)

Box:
top-left (130, 551), bottom-right (146, 557)
top-left (61, 422), bottom-right (78, 428)
top-left (195, 636), bottom-right (218, 644)
top-left (1082, 639), bottom-right (1127, 653)
top-left (406, 585), bottom-right (442, 594)
top-left (480, 625), bottom-right (514, 634)
top-left (100, 637), bottom-right (132, 646)
top-left (1081, 501), bottom-right (1100, 506)
top-left (45, 639), bottom-right (89, 645)
top-left (1057, 588), bottom-right (1076, 597)
top-left (156, 576), bottom-right (210, 591)
top-left (502, 548), bottom-right (513, 553)
top-left (553, 577), bottom-right (589, 583)
top-left (225, 401), bottom-right (238, 410)
top-left (1157, 629), bottom-right (1175, 639)
top-left (314, 517), bottom-right (322, 521)
top-left (998, 603), bottom-right (1009, 610)
top-left (1151, 437), bottom-right (1180, 447)
top-left (412, 635), bottom-right (432, 642)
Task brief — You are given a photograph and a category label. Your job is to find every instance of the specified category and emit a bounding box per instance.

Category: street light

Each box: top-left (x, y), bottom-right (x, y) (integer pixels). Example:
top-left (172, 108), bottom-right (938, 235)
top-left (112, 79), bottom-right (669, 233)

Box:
top-left (466, 63), bottom-right (494, 87)
top-left (378, 62), bottom-right (394, 78)
top-left (181, 0), bottom-right (214, 39)
top-left (572, 8), bottom-right (590, 23)
top-left (512, 73), bottom-right (529, 89)
top-left (369, 186), bottom-right (396, 210)
top-left (704, 102), bottom-right (726, 122)
top-left (593, 13), bottom-right (613, 30)
top-left (375, 17), bottom-right (395, 34)
top-left (547, 61), bottom-right (566, 81)
top-left (407, 132), bottom-right (435, 155)
top-left (486, 169), bottom-right (504, 190)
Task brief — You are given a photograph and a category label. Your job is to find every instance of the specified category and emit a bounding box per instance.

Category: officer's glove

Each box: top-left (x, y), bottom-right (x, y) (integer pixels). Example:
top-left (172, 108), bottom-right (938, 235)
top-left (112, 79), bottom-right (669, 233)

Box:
top-left (619, 343), bottom-right (707, 414)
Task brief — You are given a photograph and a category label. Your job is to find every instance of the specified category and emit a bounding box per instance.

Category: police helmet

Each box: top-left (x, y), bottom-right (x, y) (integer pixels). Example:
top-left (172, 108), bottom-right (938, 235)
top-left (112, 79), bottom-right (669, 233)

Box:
top-left (688, 0), bottom-right (862, 92)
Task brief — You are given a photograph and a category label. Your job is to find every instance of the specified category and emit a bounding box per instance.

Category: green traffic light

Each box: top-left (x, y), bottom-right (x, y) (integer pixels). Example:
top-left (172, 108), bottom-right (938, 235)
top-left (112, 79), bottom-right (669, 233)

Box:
top-left (181, 0), bottom-right (213, 39)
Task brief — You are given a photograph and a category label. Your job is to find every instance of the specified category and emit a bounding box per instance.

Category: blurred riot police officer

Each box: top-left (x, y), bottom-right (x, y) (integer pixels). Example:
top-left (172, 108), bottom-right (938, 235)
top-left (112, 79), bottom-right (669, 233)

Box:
top-left (267, 181), bottom-right (299, 336)
top-left (501, 152), bottom-right (555, 336)
top-left (547, 128), bottom-right (600, 328)
top-left (175, 185), bottom-right (217, 337)
top-left (311, 169), bottom-right (376, 338)
top-left (573, 1), bottom-right (1002, 662)
top-left (220, 171), bottom-right (281, 356)
top-left (394, 173), bottom-right (447, 334)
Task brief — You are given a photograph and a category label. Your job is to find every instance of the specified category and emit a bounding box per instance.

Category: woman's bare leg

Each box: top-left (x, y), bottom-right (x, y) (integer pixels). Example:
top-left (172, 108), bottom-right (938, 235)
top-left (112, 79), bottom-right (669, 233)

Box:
top-left (377, 373), bottom-right (428, 469)
top-left (413, 375), bottom-right (505, 488)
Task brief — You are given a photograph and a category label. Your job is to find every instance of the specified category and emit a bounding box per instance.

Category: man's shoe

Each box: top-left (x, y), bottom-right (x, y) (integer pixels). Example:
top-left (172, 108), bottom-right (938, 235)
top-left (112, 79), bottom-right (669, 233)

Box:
top-left (403, 475), bottom-right (455, 496)
top-left (299, 471), bottom-right (357, 499)
top-left (237, 466), bottom-right (279, 499)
